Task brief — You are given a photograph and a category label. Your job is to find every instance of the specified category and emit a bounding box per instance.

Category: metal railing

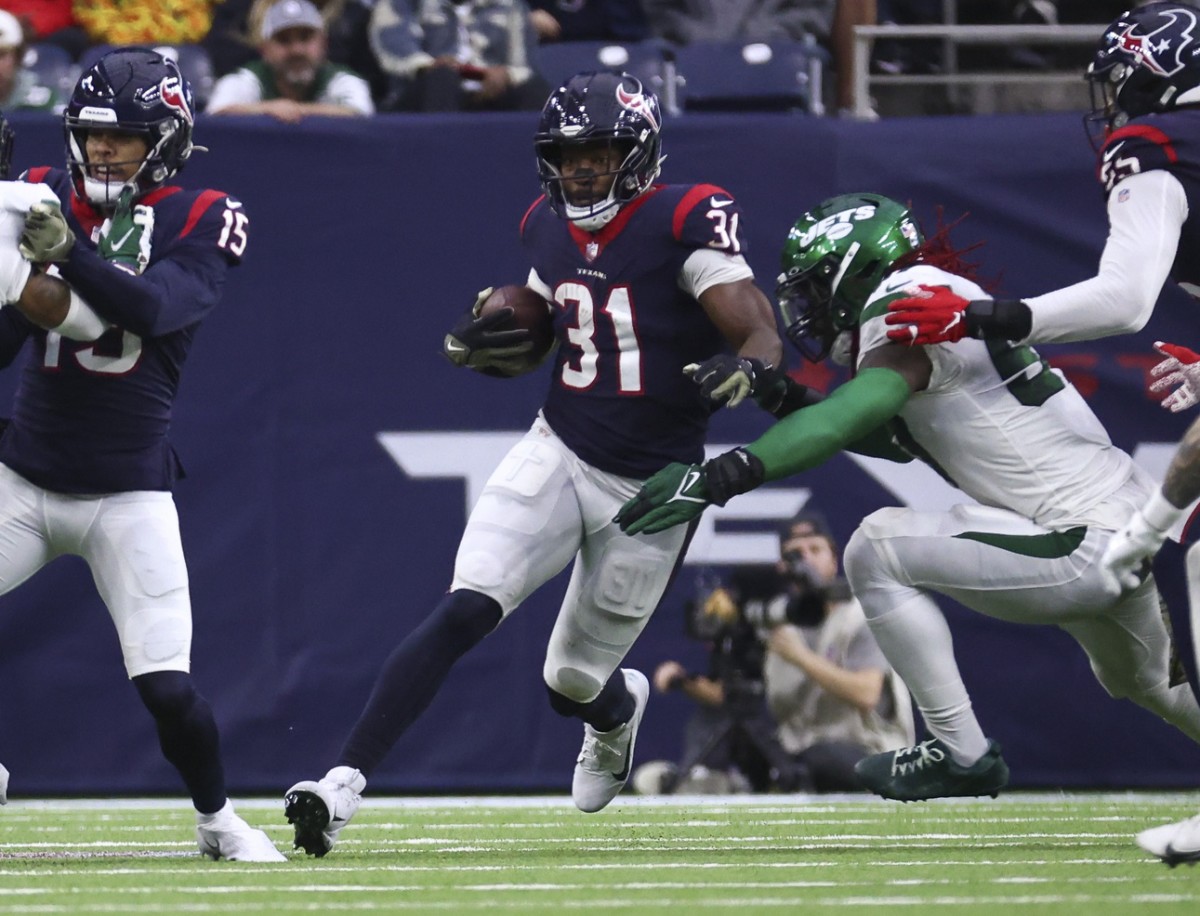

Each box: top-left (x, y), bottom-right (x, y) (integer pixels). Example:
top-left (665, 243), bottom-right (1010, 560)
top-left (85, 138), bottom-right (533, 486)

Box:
top-left (851, 23), bottom-right (1101, 118)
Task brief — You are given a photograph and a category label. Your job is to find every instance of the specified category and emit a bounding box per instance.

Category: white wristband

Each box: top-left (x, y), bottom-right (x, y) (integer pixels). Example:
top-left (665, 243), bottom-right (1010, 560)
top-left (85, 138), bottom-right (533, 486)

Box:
top-left (53, 289), bottom-right (108, 341)
top-left (1143, 487), bottom-right (1184, 533)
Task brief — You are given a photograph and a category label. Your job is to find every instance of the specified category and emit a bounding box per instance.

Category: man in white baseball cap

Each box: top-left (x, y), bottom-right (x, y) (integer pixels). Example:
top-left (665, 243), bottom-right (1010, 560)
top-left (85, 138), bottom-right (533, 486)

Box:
top-left (261, 0), bottom-right (325, 41)
top-left (207, 0), bottom-right (374, 120)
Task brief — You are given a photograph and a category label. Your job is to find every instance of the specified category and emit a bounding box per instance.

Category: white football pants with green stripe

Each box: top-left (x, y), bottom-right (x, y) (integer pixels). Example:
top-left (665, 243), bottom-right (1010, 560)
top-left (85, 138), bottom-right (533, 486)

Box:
top-left (844, 501), bottom-right (1200, 763)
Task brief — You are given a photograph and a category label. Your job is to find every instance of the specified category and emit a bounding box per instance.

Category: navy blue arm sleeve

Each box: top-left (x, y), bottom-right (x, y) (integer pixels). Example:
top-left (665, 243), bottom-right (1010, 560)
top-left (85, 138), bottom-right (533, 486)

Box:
top-left (60, 242), bottom-right (230, 338)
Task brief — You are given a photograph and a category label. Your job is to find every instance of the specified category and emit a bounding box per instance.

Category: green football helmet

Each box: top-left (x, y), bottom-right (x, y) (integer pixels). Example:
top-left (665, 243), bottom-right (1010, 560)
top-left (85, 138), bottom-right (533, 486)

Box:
top-left (776, 193), bottom-right (923, 361)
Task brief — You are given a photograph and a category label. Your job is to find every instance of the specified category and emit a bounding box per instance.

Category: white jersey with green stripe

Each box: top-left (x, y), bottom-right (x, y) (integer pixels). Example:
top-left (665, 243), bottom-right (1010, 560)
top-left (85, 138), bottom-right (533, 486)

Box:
top-left (856, 264), bottom-right (1152, 531)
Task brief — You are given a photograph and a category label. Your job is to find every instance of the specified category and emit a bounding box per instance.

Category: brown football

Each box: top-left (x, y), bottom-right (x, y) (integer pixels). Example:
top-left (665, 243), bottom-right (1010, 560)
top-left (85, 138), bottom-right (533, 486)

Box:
top-left (477, 285), bottom-right (556, 375)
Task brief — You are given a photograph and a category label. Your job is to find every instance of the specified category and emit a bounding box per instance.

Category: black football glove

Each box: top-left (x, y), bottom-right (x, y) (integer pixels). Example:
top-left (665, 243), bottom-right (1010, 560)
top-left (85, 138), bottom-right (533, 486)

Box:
top-left (684, 355), bottom-right (772, 408)
top-left (443, 287), bottom-right (534, 374)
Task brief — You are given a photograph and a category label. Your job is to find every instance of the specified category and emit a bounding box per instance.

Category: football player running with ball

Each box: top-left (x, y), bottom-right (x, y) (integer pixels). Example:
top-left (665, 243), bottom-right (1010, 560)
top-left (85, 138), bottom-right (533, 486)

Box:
top-left (882, 2), bottom-right (1200, 865)
top-left (615, 192), bottom-right (1200, 805)
top-left (285, 70), bottom-right (782, 856)
top-left (0, 49), bottom-right (282, 862)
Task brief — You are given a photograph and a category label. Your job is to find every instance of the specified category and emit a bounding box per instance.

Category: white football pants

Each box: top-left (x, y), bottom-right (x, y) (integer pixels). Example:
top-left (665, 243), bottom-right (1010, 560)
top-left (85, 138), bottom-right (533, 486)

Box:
top-left (451, 415), bottom-right (690, 704)
top-left (0, 462), bottom-right (192, 677)
top-left (844, 499), bottom-right (1200, 759)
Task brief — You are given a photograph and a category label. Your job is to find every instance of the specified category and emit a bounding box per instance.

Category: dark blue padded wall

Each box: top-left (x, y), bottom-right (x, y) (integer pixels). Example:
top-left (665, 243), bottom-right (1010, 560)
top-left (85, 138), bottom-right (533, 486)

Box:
top-left (0, 110), bottom-right (1197, 794)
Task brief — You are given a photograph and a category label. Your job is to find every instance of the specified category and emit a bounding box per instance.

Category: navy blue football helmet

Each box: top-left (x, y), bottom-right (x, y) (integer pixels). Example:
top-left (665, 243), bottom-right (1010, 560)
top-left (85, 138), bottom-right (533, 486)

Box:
top-left (534, 70), bottom-right (664, 231)
top-left (0, 110), bottom-right (12, 181)
top-left (65, 47), bottom-right (199, 206)
top-left (1087, 2), bottom-right (1200, 144)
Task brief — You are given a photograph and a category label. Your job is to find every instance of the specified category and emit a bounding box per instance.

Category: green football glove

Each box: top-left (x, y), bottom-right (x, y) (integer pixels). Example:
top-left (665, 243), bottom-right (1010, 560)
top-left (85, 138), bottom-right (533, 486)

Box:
top-left (615, 462), bottom-right (710, 535)
top-left (616, 448), bottom-right (766, 535)
top-left (99, 188), bottom-right (154, 274)
top-left (19, 200), bottom-right (75, 263)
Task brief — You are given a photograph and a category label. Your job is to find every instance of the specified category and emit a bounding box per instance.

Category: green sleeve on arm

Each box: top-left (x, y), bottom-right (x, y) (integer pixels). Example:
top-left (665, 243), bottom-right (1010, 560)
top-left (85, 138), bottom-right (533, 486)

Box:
top-left (845, 422), bottom-right (915, 462)
top-left (744, 367), bottom-right (913, 481)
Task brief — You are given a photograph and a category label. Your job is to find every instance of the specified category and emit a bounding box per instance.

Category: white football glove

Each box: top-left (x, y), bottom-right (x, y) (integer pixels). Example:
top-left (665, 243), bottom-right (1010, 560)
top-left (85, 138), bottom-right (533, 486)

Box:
top-left (1150, 340), bottom-right (1200, 414)
top-left (1100, 506), bottom-right (1175, 595)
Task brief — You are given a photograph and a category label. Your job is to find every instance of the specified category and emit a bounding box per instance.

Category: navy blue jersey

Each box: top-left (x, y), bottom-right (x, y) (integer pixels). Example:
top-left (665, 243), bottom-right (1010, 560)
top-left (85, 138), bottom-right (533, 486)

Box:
top-left (0, 168), bottom-right (248, 493)
top-left (1099, 110), bottom-right (1200, 290)
top-left (523, 183), bottom-right (745, 478)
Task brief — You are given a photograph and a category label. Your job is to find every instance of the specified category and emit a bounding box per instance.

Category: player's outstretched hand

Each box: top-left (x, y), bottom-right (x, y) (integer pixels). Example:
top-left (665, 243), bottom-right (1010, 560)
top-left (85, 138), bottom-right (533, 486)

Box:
top-left (1099, 512), bottom-right (1167, 595)
top-left (615, 462), bottom-right (710, 535)
top-left (684, 355), bottom-right (769, 408)
top-left (1150, 340), bottom-right (1200, 413)
top-left (20, 200), bottom-right (74, 263)
top-left (443, 304), bottom-right (533, 373)
top-left (884, 284), bottom-right (969, 346)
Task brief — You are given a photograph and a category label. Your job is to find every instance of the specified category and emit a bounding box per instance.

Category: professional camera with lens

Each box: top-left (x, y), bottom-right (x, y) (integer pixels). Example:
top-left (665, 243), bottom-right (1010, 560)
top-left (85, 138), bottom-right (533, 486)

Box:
top-left (741, 552), bottom-right (850, 629)
top-left (672, 566), bottom-right (809, 791)
top-left (687, 554), bottom-right (849, 642)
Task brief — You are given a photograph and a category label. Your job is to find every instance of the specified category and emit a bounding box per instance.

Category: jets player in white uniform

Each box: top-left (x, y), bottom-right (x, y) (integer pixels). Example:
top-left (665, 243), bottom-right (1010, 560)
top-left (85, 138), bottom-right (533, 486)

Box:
top-left (616, 193), bottom-right (1200, 801)
top-left (881, 2), bottom-right (1200, 864)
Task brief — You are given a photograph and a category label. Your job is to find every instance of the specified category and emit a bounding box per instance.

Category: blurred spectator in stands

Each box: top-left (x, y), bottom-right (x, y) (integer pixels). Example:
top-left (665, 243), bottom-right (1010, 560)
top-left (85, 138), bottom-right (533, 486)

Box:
top-left (0, 10), bottom-right (62, 110)
top-left (0, 0), bottom-right (86, 58)
top-left (207, 0), bottom-right (374, 119)
top-left (204, 0), bottom-right (384, 101)
top-left (528, 0), bottom-right (649, 43)
top-left (72, 0), bottom-right (215, 47)
top-left (369, 0), bottom-right (549, 112)
top-left (643, 0), bottom-right (834, 44)
top-left (873, 1), bottom-right (941, 76)
top-left (642, 1), bottom-right (879, 118)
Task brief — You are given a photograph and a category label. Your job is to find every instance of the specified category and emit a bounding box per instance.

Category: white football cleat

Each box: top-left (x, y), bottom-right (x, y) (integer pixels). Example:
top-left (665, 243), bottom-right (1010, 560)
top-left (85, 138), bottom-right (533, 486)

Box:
top-left (196, 803), bottom-right (287, 862)
top-left (572, 668), bottom-right (649, 813)
top-left (284, 765), bottom-right (365, 857)
top-left (0, 761), bottom-right (9, 804)
top-left (1137, 813), bottom-right (1200, 867)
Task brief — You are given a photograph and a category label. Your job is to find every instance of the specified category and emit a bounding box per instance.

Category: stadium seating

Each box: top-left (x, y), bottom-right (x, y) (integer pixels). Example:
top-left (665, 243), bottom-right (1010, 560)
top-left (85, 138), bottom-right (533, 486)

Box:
top-left (23, 43), bottom-right (76, 109)
top-left (169, 45), bottom-right (215, 111)
top-left (535, 40), bottom-right (681, 115)
top-left (673, 39), bottom-right (829, 114)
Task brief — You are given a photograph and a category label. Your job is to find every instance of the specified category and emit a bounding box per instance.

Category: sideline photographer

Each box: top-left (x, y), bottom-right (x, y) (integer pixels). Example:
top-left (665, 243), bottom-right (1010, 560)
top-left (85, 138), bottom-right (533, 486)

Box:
top-left (763, 511), bottom-right (914, 791)
top-left (637, 510), bottom-right (914, 794)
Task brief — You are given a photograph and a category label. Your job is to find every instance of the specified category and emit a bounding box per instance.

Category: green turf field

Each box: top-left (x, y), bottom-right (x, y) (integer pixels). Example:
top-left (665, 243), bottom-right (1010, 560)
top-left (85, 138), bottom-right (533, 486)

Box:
top-left (0, 793), bottom-right (1197, 914)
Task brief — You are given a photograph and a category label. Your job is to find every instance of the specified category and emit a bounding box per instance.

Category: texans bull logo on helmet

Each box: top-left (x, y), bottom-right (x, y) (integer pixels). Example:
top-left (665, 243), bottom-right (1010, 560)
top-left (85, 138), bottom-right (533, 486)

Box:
top-left (159, 76), bottom-right (194, 125)
top-left (616, 84), bottom-right (659, 133)
top-left (1114, 6), bottom-right (1198, 77)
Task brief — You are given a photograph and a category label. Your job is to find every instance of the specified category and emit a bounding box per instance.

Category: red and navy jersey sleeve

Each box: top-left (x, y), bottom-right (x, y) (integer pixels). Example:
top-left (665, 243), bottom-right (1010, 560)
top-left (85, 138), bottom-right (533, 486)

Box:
top-left (669, 183), bottom-right (749, 256)
top-left (138, 189), bottom-right (249, 334)
top-left (160, 189), bottom-right (250, 266)
top-left (59, 188), bottom-right (249, 338)
top-left (1100, 119), bottom-right (1184, 193)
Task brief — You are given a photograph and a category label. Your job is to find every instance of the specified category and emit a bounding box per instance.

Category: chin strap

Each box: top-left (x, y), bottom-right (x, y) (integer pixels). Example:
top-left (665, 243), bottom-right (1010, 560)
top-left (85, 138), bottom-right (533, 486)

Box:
top-left (566, 200), bottom-right (621, 232)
